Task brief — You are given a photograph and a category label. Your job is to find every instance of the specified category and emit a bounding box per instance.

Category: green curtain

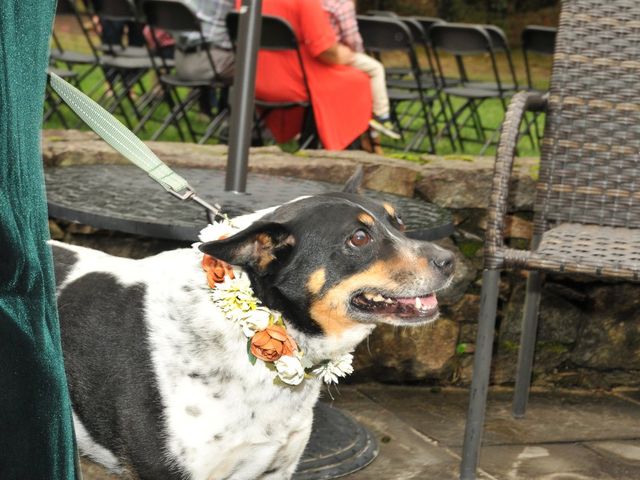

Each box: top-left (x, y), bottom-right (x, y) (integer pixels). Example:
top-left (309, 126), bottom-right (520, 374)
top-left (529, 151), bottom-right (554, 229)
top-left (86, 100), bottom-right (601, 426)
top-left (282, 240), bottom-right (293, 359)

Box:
top-left (0, 0), bottom-right (77, 478)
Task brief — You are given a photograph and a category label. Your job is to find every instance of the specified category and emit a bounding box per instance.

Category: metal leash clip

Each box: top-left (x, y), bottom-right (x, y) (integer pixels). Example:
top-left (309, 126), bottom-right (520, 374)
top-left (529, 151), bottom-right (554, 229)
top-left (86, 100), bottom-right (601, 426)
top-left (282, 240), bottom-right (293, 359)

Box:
top-left (168, 187), bottom-right (224, 224)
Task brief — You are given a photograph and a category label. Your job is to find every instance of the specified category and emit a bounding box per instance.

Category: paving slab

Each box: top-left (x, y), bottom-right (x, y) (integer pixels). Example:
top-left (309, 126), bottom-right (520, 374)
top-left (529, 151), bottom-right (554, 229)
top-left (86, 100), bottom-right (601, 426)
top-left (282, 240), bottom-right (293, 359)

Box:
top-left (323, 388), bottom-right (463, 480)
top-left (479, 442), bottom-right (640, 480)
top-left (354, 385), bottom-right (640, 448)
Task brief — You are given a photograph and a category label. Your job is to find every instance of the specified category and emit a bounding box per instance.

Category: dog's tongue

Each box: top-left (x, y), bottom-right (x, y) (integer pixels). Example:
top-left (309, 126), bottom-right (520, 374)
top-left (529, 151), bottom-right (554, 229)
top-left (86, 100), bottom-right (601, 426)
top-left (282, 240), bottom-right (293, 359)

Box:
top-left (397, 294), bottom-right (438, 310)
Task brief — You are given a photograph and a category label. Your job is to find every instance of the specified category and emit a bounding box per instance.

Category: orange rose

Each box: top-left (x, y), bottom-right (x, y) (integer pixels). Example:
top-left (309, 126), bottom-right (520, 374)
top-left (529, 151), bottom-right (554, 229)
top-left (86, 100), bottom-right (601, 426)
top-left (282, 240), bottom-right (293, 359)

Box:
top-left (250, 324), bottom-right (298, 362)
top-left (202, 254), bottom-right (235, 288)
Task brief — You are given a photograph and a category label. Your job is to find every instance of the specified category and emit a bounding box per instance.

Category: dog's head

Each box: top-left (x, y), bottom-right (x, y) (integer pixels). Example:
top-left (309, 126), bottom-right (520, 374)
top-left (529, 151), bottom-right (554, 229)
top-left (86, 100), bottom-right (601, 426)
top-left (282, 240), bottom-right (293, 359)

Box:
top-left (199, 173), bottom-right (454, 337)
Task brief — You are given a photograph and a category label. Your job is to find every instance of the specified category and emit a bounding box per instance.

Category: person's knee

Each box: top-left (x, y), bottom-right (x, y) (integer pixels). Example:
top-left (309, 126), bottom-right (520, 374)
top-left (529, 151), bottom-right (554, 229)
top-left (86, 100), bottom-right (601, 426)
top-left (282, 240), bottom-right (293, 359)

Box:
top-left (371, 58), bottom-right (385, 79)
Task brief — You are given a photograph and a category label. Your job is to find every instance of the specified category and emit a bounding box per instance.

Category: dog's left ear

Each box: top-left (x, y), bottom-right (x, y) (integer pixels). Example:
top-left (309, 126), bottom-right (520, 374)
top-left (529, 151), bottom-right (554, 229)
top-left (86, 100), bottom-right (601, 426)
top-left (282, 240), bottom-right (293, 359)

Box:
top-left (199, 222), bottom-right (295, 275)
top-left (343, 166), bottom-right (364, 194)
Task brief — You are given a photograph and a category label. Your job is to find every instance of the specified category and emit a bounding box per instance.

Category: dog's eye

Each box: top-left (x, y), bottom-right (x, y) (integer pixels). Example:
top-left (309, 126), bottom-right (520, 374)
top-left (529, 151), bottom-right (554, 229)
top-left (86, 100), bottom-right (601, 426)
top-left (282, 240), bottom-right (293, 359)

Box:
top-left (394, 214), bottom-right (406, 232)
top-left (349, 229), bottom-right (371, 248)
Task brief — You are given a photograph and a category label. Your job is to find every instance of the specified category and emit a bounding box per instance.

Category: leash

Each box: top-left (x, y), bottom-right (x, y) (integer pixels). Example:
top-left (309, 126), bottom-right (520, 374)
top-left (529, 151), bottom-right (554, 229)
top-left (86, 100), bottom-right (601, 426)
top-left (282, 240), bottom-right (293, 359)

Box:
top-left (48, 72), bottom-right (224, 224)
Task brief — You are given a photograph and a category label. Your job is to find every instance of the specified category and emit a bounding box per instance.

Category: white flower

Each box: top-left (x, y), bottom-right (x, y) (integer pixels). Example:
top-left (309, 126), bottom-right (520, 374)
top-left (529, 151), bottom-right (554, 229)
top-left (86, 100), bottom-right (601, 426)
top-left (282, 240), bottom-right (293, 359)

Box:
top-left (312, 353), bottom-right (354, 385)
top-left (198, 219), bottom-right (238, 243)
top-left (241, 307), bottom-right (271, 337)
top-left (274, 355), bottom-right (305, 386)
top-left (210, 274), bottom-right (257, 313)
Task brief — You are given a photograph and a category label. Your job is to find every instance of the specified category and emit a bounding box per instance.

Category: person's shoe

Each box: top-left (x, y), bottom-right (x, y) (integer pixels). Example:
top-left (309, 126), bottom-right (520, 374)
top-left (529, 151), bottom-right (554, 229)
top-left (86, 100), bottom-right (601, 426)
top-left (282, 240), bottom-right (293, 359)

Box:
top-left (369, 116), bottom-right (401, 140)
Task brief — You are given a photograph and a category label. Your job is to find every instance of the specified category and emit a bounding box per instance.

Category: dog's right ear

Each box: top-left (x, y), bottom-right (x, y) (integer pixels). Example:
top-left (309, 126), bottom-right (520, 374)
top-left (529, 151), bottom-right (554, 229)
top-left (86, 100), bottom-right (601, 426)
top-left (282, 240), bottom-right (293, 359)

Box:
top-left (343, 166), bottom-right (364, 194)
top-left (199, 222), bottom-right (295, 275)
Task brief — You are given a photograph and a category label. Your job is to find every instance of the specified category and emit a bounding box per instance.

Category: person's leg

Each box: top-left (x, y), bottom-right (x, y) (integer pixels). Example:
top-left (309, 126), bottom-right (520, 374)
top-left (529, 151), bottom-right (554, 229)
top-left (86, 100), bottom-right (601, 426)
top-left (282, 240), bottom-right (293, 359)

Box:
top-left (126, 21), bottom-right (145, 47)
top-left (174, 49), bottom-right (214, 81)
top-left (350, 52), bottom-right (390, 119)
top-left (174, 48), bottom-right (235, 82)
top-left (349, 52), bottom-right (399, 140)
top-left (210, 48), bottom-right (235, 81)
top-left (100, 18), bottom-right (125, 47)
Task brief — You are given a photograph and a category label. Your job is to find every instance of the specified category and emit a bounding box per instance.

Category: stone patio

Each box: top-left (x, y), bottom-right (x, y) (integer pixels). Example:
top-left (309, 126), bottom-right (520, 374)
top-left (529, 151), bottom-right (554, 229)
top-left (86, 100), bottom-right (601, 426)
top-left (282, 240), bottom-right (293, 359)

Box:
top-left (80, 385), bottom-right (640, 480)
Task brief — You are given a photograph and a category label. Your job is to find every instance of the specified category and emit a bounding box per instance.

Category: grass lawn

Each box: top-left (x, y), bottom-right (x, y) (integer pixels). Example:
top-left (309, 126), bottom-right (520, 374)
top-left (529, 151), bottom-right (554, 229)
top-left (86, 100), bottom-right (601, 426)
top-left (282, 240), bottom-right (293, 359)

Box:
top-left (47, 14), bottom-right (552, 159)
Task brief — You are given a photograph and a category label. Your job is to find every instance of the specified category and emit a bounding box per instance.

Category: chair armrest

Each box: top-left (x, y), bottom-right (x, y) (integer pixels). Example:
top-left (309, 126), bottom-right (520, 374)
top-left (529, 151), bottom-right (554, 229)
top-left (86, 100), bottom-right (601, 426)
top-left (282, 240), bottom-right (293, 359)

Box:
top-left (484, 90), bottom-right (547, 270)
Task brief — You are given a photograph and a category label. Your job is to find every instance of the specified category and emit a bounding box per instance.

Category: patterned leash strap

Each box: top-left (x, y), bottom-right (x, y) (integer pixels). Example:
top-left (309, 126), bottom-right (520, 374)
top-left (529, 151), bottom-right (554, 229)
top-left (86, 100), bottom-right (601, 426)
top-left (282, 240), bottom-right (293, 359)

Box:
top-left (48, 72), bottom-right (223, 223)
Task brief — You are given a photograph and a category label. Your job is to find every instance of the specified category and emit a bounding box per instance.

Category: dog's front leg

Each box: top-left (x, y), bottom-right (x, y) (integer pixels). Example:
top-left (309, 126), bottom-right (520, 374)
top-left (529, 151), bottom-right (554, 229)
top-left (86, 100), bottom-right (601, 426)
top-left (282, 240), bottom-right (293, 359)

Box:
top-left (260, 421), bottom-right (313, 480)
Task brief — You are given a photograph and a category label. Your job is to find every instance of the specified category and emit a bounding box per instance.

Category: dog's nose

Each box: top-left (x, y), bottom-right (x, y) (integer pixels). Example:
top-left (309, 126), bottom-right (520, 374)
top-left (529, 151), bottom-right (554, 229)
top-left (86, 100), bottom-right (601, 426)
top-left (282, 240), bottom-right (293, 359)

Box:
top-left (431, 252), bottom-right (455, 276)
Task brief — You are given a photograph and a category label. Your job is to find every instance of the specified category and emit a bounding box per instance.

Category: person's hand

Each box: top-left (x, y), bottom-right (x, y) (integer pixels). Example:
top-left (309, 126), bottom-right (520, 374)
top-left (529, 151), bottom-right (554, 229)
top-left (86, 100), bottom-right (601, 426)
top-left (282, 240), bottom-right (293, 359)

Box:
top-left (318, 43), bottom-right (355, 65)
top-left (336, 44), bottom-right (355, 64)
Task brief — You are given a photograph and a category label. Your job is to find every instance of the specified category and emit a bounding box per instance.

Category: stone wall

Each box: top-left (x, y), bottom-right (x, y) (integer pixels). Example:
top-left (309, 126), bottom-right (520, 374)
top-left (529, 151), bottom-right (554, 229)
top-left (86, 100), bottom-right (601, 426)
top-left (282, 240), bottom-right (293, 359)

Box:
top-left (43, 130), bottom-right (640, 389)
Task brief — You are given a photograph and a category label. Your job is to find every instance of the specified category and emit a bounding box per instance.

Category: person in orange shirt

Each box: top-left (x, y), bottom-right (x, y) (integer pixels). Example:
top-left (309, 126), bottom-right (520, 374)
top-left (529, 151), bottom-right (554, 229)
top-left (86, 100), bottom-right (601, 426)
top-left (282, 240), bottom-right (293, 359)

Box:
top-left (252, 0), bottom-right (373, 150)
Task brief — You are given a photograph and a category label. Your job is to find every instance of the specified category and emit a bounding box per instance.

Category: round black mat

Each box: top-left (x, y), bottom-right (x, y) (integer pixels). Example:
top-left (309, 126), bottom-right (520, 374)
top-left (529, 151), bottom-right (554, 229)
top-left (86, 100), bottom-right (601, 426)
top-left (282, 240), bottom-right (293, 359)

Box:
top-left (295, 402), bottom-right (378, 480)
top-left (45, 165), bottom-right (453, 242)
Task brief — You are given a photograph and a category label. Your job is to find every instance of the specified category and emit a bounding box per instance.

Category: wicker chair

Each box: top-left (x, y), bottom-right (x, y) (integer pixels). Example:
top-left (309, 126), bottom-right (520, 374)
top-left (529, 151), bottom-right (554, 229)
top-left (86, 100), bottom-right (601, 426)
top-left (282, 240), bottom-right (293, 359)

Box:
top-left (460, 0), bottom-right (640, 478)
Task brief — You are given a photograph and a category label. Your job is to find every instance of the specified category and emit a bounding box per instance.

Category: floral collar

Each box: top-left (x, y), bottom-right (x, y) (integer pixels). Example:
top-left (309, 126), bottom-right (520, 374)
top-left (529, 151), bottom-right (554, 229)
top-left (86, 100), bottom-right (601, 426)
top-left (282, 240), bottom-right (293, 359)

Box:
top-left (198, 219), bottom-right (354, 387)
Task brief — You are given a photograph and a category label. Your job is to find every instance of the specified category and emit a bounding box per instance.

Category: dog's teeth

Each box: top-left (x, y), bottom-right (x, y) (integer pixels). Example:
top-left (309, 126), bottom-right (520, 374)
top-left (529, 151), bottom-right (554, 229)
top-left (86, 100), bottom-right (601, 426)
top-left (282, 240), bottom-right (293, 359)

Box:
top-left (363, 292), bottom-right (375, 300)
top-left (384, 297), bottom-right (394, 304)
top-left (415, 297), bottom-right (422, 309)
top-left (373, 294), bottom-right (385, 302)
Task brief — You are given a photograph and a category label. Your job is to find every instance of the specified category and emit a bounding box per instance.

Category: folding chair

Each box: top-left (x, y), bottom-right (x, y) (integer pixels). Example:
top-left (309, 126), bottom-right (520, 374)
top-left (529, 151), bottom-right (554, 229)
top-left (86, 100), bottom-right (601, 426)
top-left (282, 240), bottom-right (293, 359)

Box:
top-left (460, 1), bottom-right (640, 478)
top-left (142, 0), bottom-right (232, 143)
top-left (469, 25), bottom-right (519, 93)
top-left (478, 25), bottom-right (538, 149)
top-left (522, 25), bottom-right (557, 146)
top-left (429, 23), bottom-right (516, 153)
top-left (88, 0), bottom-right (158, 132)
top-left (50, 0), bottom-right (103, 93)
top-left (226, 12), bottom-right (318, 150)
top-left (522, 25), bottom-right (557, 93)
top-left (384, 17), bottom-right (440, 90)
top-left (85, 0), bottom-right (149, 58)
top-left (357, 15), bottom-right (439, 153)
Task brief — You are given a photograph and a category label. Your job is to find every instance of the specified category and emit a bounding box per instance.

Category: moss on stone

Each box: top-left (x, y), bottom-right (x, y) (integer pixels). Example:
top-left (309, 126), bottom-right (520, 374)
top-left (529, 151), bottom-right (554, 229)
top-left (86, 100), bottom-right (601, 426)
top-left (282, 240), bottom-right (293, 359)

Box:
top-left (457, 240), bottom-right (483, 259)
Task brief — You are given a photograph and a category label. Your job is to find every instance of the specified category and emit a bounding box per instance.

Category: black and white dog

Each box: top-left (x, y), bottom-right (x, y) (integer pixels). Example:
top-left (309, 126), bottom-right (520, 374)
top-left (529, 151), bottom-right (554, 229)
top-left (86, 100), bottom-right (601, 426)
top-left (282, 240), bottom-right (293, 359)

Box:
top-left (53, 177), bottom-right (454, 480)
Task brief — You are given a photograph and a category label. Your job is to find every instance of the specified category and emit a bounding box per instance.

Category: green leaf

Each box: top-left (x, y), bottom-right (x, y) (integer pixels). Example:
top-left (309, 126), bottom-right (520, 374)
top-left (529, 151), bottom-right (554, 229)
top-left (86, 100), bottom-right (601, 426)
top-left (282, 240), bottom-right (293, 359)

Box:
top-left (247, 339), bottom-right (257, 365)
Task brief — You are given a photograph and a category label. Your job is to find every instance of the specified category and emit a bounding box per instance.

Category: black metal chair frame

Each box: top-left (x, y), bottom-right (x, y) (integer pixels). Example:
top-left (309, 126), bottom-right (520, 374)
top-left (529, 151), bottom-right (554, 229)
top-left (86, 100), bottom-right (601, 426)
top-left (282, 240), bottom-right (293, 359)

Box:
top-left (429, 23), bottom-right (518, 154)
top-left (226, 11), bottom-right (318, 150)
top-left (357, 15), bottom-right (439, 153)
top-left (142, 0), bottom-right (231, 144)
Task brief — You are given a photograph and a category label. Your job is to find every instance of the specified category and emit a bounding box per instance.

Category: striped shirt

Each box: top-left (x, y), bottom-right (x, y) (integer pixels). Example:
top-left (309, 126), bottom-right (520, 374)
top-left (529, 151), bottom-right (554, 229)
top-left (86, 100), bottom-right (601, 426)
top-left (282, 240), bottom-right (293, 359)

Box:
top-left (321, 0), bottom-right (364, 53)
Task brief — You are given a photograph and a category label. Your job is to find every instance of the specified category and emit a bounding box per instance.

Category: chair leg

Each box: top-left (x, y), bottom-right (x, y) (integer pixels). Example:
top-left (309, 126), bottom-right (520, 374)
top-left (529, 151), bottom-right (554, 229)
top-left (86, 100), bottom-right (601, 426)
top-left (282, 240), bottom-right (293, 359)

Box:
top-left (460, 269), bottom-right (501, 480)
top-left (512, 270), bottom-right (543, 418)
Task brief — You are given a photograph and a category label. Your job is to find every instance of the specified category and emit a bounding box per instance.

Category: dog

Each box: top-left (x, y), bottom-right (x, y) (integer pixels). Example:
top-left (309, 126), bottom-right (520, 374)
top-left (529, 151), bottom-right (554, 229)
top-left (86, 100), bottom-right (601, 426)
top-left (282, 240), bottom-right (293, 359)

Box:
top-left (52, 173), bottom-right (454, 480)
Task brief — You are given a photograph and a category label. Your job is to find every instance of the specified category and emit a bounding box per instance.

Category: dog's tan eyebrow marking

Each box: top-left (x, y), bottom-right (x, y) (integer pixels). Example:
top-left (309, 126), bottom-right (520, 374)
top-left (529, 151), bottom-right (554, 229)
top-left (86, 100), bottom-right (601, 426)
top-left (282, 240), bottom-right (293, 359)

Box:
top-left (383, 203), bottom-right (395, 217)
top-left (307, 268), bottom-right (326, 296)
top-left (341, 198), bottom-right (405, 241)
top-left (357, 212), bottom-right (375, 226)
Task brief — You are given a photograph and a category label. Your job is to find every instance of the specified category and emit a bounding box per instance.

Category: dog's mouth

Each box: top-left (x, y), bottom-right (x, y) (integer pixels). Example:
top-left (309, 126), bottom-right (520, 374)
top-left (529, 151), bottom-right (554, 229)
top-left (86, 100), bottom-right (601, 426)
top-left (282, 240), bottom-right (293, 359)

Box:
top-left (351, 290), bottom-right (439, 323)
